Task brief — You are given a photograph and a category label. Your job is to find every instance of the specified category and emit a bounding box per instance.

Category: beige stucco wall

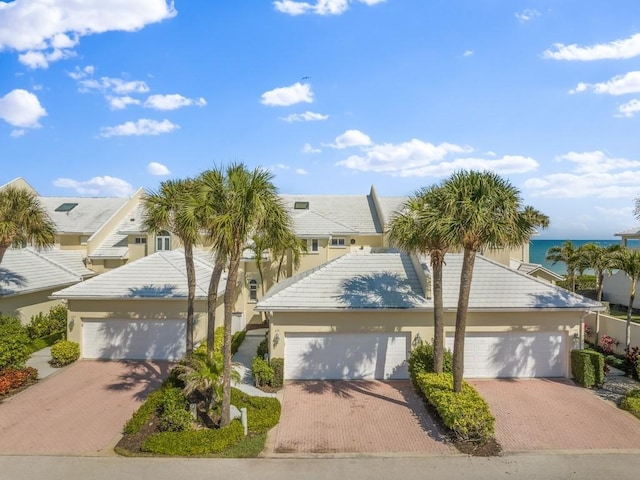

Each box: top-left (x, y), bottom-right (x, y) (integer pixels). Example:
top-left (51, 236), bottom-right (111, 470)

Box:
top-left (584, 312), bottom-right (640, 355)
top-left (66, 298), bottom-right (224, 355)
top-left (87, 189), bottom-right (143, 256)
top-left (603, 271), bottom-right (640, 309)
top-left (0, 289), bottom-right (67, 324)
top-left (57, 235), bottom-right (87, 251)
top-left (268, 309), bottom-right (582, 377)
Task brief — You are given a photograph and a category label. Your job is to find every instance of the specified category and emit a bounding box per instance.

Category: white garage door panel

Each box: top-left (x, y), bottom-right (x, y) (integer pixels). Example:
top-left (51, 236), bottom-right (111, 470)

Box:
top-left (83, 320), bottom-right (186, 360)
top-left (446, 332), bottom-right (565, 378)
top-left (285, 333), bottom-right (409, 380)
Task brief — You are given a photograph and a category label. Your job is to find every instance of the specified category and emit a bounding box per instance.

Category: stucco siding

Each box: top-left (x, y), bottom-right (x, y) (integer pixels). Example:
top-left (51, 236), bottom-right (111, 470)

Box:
top-left (0, 289), bottom-right (67, 324)
top-left (603, 271), bottom-right (640, 309)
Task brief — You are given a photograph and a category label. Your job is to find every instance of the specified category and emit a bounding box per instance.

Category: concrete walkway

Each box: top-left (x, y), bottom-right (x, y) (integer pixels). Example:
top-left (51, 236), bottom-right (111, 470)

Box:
top-left (232, 328), bottom-right (276, 398)
top-left (26, 346), bottom-right (60, 379)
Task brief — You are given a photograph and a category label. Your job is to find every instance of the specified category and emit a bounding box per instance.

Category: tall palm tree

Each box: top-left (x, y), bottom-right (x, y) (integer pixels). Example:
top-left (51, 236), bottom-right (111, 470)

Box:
top-left (611, 247), bottom-right (640, 350)
top-left (576, 243), bottom-right (621, 301)
top-left (435, 170), bottom-right (548, 392)
top-left (202, 163), bottom-right (291, 426)
top-left (545, 240), bottom-right (579, 292)
top-left (143, 178), bottom-right (202, 354)
top-left (389, 186), bottom-right (450, 373)
top-left (273, 233), bottom-right (308, 281)
top-left (0, 186), bottom-right (56, 264)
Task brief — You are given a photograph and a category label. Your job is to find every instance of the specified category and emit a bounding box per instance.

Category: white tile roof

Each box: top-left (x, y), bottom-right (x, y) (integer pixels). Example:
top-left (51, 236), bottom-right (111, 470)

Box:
top-left (257, 250), bottom-right (431, 310)
top-left (90, 201), bottom-right (146, 259)
top-left (52, 249), bottom-right (226, 300)
top-left (615, 227), bottom-right (640, 236)
top-left (281, 195), bottom-right (382, 236)
top-left (509, 259), bottom-right (564, 281)
top-left (0, 248), bottom-right (95, 297)
top-left (374, 196), bottom-right (407, 227)
top-left (117, 202), bottom-right (146, 234)
top-left (39, 196), bottom-right (129, 234)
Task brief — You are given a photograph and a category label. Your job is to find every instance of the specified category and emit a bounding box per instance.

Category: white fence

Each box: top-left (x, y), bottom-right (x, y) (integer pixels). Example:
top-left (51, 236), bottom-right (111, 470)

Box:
top-left (584, 312), bottom-right (640, 355)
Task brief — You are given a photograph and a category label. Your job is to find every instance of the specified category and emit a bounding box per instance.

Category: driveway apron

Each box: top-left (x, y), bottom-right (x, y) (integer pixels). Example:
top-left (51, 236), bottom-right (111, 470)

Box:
top-left (274, 380), bottom-right (453, 454)
top-left (471, 378), bottom-right (640, 452)
top-left (0, 360), bottom-right (170, 455)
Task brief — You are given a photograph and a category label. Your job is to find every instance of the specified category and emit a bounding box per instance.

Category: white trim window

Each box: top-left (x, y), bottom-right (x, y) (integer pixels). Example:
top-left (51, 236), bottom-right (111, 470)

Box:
top-left (156, 231), bottom-right (171, 251)
top-left (330, 237), bottom-right (346, 247)
top-left (306, 238), bottom-right (319, 253)
top-left (248, 279), bottom-right (258, 302)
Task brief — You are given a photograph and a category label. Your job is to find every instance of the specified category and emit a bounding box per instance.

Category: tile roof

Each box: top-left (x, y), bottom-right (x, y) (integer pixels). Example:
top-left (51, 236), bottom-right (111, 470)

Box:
top-left (0, 248), bottom-right (95, 297)
top-left (374, 196), bottom-right (407, 227)
top-left (90, 201), bottom-right (146, 259)
top-left (615, 227), bottom-right (640, 236)
top-left (256, 250), bottom-right (431, 310)
top-left (509, 259), bottom-right (564, 280)
top-left (52, 249), bottom-right (226, 300)
top-left (39, 196), bottom-right (130, 234)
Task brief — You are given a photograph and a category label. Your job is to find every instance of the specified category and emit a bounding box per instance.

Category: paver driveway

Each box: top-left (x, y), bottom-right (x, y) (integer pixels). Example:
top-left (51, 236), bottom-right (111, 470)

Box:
top-left (0, 360), bottom-right (170, 455)
top-left (275, 380), bottom-right (453, 454)
top-left (470, 379), bottom-right (640, 452)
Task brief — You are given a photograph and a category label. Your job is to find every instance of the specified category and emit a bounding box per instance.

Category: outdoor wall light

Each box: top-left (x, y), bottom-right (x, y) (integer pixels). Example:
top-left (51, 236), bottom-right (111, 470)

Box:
top-left (69, 317), bottom-right (75, 331)
top-left (412, 333), bottom-right (422, 348)
top-left (273, 332), bottom-right (280, 348)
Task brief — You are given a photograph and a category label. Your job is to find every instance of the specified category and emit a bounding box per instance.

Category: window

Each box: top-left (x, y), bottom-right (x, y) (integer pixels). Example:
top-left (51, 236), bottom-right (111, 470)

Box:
top-left (294, 201), bottom-right (309, 210)
top-left (330, 237), bottom-right (346, 247)
top-left (156, 231), bottom-right (171, 251)
top-left (248, 279), bottom-right (258, 302)
top-left (306, 238), bottom-right (319, 253)
top-left (55, 202), bottom-right (78, 212)
top-left (135, 237), bottom-right (147, 245)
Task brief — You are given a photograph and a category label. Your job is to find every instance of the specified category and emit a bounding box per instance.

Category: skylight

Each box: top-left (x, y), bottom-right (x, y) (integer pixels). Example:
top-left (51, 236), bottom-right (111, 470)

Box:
top-left (55, 202), bottom-right (78, 212)
top-left (294, 201), bottom-right (309, 210)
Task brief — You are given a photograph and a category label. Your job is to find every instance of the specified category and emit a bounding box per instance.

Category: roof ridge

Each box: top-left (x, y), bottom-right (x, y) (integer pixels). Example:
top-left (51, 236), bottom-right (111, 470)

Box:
top-left (27, 248), bottom-right (84, 280)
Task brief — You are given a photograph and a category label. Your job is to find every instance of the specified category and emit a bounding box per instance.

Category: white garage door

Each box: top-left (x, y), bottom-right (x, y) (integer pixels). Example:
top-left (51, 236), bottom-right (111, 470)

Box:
top-left (284, 333), bottom-right (409, 380)
top-left (82, 319), bottom-right (186, 360)
top-left (445, 332), bottom-right (565, 378)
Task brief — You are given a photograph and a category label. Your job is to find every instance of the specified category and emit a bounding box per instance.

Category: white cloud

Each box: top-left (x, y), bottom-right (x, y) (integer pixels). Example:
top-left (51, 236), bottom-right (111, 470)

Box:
top-left (147, 162), bottom-right (171, 176)
top-left (515, 9), bottom-right (540, 23)
top-left (524, 151), bottom-right (640, 198)
top-left (0, 89), bottom-right (47, 128)
top-left (99, 118), bottom-right (179, 137)
top-left (617, 99), bottom-right (640, 117)
top-left (274, 0), bottom-right (384, 16)
top-left (295, 168), bottom-right (308, 175)
top-left (10, 129), bottom-right (25, 138)
top-left (78, 77), bottom-right (150, 95)
top-left (144, 94), bottom-right (207, 110)
top-left (53, 176), bottom-right (134, 197)
top-left (68, 65), bottom-right (95, 80)
top-left (281, 111), bottom-right (328, 122)
top-left (261, 82), bottom-right (313, 106)
top-left (543, 33), bottom-right (640, 61)
top-left (0, 0), bottom-right (176, 68)
top-left (594, 205), bottom-right (633, 218)
top-left (569, 71), bottom-right (640, 96)
top-left (107, 96), bottom-right (141, 110)
top-left (302, 143), bottom-right (321, 154)
top-left (327, 129), bottom-right (372, 149)
top-left (462, 50), bottom-right (474, 57)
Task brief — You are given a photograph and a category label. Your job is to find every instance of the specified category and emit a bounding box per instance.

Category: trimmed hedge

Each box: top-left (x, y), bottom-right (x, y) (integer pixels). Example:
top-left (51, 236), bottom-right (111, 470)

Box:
top-left (415, 372), bottom-right (495, 443)
top-left (142, 420), bottom-right (244, 456)
top-left (50, 340), bottom-right (80, 367)
top-left (231, 331), bottom-right (246, 355)
top-left (27, 331), bottom-right (65, 355)
top-left (0, 315), bottom-right (31, 370)
top-left (620, 389), bottom-right (640, 419)
top-left (408, 342), bottom-right (452, 380)
top-left (270, 358), bottom-right (284, 389)
top-left (571, 349), bottom-right (605, 388)
top-left (230, 388), bottom-right (281, 434)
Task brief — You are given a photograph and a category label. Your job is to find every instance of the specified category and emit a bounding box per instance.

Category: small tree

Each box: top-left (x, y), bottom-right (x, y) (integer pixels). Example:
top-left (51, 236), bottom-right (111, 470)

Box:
top-left (612, 247), bottom-right (640, 350)
top-left (576, 243), bottom-right (621, 301)
top-left (546, 240), bottom-right (579, 292)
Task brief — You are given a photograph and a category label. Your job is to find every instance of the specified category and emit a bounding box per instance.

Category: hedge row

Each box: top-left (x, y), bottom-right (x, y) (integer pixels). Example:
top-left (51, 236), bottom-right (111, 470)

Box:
top-left (414, 372), bottom-right (495, 443)
top-left (142, 421), bottom-right (244, 456)
top-left (620, 389), bottom-right (640, 419)
top-left (251, 357), bottom-right (284, 389)
top-left (571, 349), bottom-right (605, 388)
top-left (230, 388), bottom-right (281, 434)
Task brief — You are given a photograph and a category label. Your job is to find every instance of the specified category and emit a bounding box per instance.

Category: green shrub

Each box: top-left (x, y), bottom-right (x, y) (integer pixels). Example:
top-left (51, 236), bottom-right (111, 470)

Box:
top-left (158, 388), bottom-right (191, 432)
top-left (25, 306), bottom-right (67, 340)
top-left (415, 372), bottom-right (495, 443)
top-left (605, 354), bottom-right (626, 370)
top-left (142, 421), bottom-right (244, 456)
top-left (408, 342), bottom-right (453, 382)
top-left (49, 340), bottom-right (80, 367)
top-left (0, 315), bottom-right (31, 370)
top-left (231, 331), bottom-right (246, 355)
top-left (27, 331), bottom-right (65, 355)
top-left (571, 349), bottom-right (604, 388)
top-left (123, 389), bottom-right (166, 435)
top-left (256, 336), bottom-right (268, 358)
top-left (230, 388), bottom-right (281, 433)
top-left (269, 358), bottom-right (284, 389)
top-left (251, 357), bottom-right (274, 387)
top-left (620, 388), bottom-right (640, 419)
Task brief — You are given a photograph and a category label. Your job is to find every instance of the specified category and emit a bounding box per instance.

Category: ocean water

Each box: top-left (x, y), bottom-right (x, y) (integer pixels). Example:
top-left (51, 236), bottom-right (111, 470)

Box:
top-left (529, 239), bottom-right (621, 275)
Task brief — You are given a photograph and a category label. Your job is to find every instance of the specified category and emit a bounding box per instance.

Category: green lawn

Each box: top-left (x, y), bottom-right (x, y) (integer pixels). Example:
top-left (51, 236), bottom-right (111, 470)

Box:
top-left (607, 308), bottom-right (640, 324)
top-left (26, 331), bottom-right (65, 355)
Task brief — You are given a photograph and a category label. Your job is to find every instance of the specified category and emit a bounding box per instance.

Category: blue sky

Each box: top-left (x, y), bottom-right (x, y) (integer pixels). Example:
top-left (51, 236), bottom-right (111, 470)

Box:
top-left (1, 1), bottom-right (640, 239)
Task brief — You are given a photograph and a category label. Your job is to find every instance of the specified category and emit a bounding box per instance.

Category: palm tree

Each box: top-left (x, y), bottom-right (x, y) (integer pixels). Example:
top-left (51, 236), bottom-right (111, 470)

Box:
top-left (273, 233), bottom-right (308, 282)
top-left (201, 163), bottom-right (291, 426)
top-left (0, 186), bottom-right (56, 264)
top-left (576, 243), bottom-right (621, 301)
top-left (611, 247), bottom-right (640, 350)
top-left (435, 170), bottom-right (548, 392)
top-left (545, 240), bottom-right (579, 292)
top-left (389, 186), bottom-right (450, 373)
top-left (143, 178), bottom-right (202, 354)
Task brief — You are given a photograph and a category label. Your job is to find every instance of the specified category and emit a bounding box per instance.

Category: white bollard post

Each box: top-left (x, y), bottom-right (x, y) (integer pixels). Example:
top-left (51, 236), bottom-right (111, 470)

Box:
top-left (241, 407), bottom-right (248, 436)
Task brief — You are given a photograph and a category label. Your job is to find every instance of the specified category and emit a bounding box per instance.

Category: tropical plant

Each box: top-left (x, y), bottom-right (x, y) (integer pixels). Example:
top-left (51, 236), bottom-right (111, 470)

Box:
top-left (0, 186), bottom-right (56, 264)
top-left (389, 186), bottom-right (450, 373)
top-left (143, 178), bottom-right (202, 353)
top-left (575, 243), bottom-right (621, 300)
top-left (611, 247), bottom-right (640, 350)
top-left (273, 233), bottom-right (307, 282)
top-left (0, 315), bottom-right (31, 370)
top-left (433, 170), bottom-right (548, 392)
top-left (545, 240), bottom-right (579, 292)
top-left (198, 163), bottom-right (292, 426)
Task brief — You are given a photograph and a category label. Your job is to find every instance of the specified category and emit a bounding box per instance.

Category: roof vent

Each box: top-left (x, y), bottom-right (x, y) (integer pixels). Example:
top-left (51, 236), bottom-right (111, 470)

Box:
top-left (294, 201), bottom-right (309, 210)
top-left (55, 202), bottom-right (78, 212)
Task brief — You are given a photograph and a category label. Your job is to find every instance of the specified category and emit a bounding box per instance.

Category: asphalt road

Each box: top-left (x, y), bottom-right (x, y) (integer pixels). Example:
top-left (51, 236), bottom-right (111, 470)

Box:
top-left (2, 453), bottom-right (640, 480)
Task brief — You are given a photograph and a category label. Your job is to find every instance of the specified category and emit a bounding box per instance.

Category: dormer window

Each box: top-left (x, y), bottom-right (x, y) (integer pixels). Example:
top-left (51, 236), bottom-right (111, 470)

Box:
top-left (55, 202), bottom-right (78, 212)
top-left (294, 201), bottom-right (309, 210)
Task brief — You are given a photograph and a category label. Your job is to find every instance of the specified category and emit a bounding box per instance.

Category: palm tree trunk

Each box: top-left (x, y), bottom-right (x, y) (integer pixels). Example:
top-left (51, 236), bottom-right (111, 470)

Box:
top-left (453, 248), bottom-right (476, 393)
top-left (207, 255), bottom-right (226, 357)
top-left (627, 279), bottom-right (636, 350)
top-left (597, 271), bottom-right (604, 302)
top-left (221, 254), bottom-right (240, 427)
top-left (432, 256), bottom-right (445, 374)
top-left (0, 246), bottom-right (8, 264)
top-left (185, 243), bottom-right (195, 353)
top-left (276, 253), bottom-right (285, 282)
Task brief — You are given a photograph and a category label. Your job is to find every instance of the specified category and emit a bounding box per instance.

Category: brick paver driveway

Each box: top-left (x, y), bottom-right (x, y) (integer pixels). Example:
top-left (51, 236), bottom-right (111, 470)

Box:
top-left (0, 360), bottom-right (171, 455)
top-left (471, 379), bottom-right (640, 452)
top-left (275, 380), bottom-right (453, 454)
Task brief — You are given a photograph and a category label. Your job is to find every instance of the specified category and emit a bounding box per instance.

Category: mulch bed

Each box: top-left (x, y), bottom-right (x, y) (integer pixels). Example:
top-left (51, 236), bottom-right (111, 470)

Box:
top-left (115, 413), bottom-right (162, 455)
